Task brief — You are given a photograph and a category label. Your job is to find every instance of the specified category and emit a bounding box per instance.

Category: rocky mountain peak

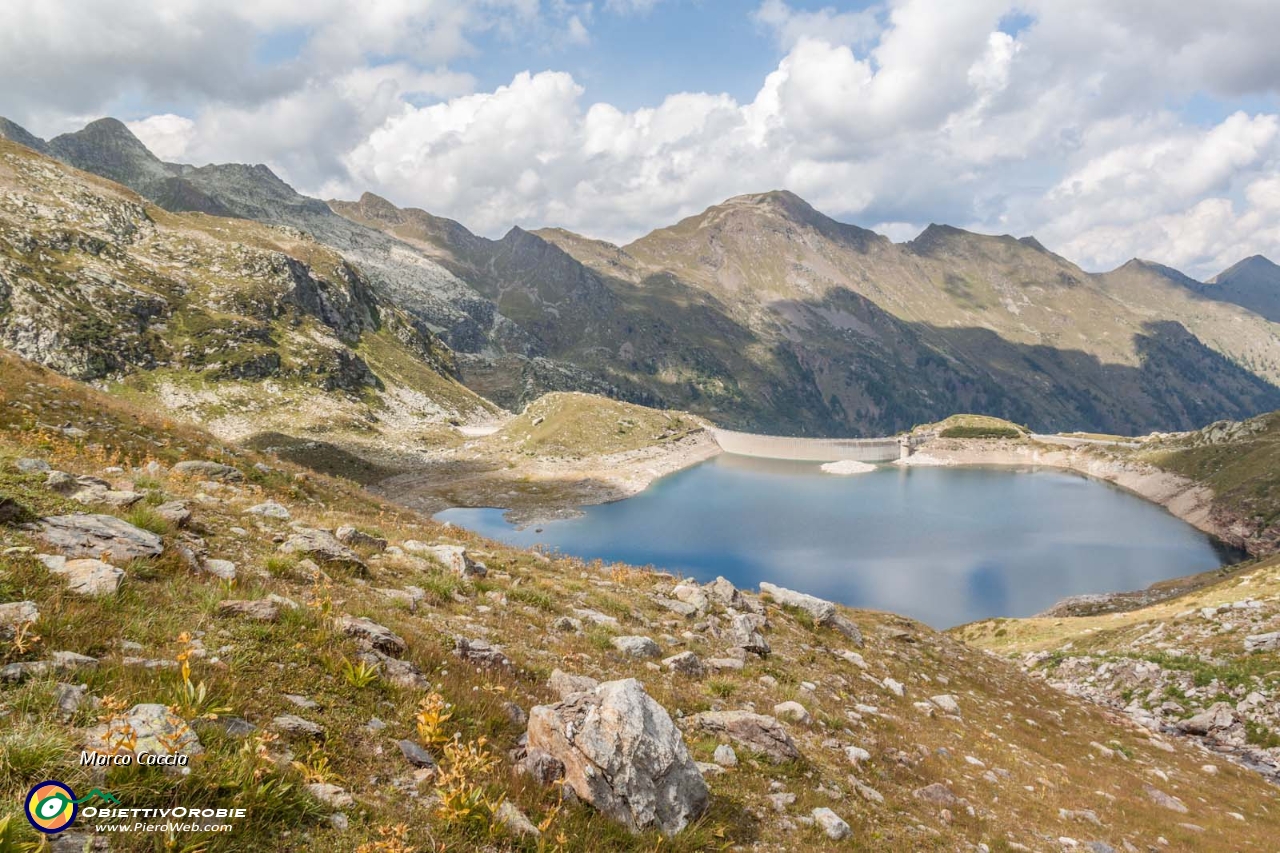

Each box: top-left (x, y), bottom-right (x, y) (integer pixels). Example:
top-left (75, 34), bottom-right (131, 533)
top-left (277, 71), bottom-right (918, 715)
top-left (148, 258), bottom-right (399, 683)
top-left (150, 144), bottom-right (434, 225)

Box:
top-left (47, 116), bottom-right (170, 188)
top-left (0, 116), bottom-right (48, 153)
top-left (1210, 253), bottom-right (1280, 284)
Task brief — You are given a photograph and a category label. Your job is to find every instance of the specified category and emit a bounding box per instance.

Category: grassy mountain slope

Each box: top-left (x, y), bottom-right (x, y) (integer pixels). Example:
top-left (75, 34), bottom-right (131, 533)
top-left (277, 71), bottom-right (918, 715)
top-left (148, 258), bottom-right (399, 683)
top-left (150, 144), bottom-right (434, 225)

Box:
top-left (3, 350), bottom-right (1279, 850)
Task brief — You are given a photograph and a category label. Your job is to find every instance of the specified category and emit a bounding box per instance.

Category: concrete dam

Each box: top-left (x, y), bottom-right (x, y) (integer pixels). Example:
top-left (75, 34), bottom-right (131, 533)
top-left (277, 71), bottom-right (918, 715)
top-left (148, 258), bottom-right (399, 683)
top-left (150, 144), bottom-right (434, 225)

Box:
top-left (710, 428), bottom-right (923, 463)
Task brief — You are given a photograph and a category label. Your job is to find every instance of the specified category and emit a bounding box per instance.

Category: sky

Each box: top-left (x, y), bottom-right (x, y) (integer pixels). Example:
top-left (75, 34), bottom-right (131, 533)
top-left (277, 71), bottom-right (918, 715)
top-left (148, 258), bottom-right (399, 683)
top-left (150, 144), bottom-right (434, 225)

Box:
top-left (3, 0), bottom-right (1280, 278)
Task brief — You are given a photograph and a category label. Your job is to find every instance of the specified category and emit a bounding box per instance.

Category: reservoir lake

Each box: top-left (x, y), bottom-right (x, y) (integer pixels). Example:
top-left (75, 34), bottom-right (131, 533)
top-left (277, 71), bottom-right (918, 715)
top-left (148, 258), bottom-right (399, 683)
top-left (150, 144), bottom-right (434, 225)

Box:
top-left (435, 455), bottom-right (1232, 627)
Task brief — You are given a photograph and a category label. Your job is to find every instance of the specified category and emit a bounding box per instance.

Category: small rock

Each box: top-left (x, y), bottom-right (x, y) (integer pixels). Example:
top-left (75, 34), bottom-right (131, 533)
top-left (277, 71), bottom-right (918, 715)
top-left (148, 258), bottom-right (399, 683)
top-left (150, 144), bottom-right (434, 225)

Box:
top-left (773, 701), bottom-right (812, 724)
top-left (272, 715), bottom-right (325, 738)
top-left (173, 461), bottom-right (242, 482)
top-left (397, 739), bottom-right (436, 769)
top-left (245, 501), bottom-right (291, 520)
top-left (687, 711), bottom-right (801, 763)
top-left (549, 669), bottom-right (600, 699)
top-left (0, 600), bottom-right (39, 637)
top-left (930, 694), bottom-right (961, 716)
top-left (758, 582), bottom-right (862, 644)
top-left (662, 650), bottom-right (706, 678)
top-left (844, 745), bottom-right (871, 765)
top-left (884, 678), bottom-right (906, 697)
top-left (217, 599), bottom-right (280, 621)
top-left (727, 613), bottom-right (770, 657)
top-left (305, 783), bottom-right (352, 809)
top-left (153, 501), bottom-right (192, 527)
top-left (201, 559), bottom-right (237, 580)
top-left (713, 744), bottom-right (738, 767)
top-left (84, 704), bottom-right (203, 758)
top-left (407, 542), bottom-right (486, 577)
top-left (1143, 784), bottom-right (1187, 813)
top-left (612, 635), bottom-right (660, 658)
top-left (913, 783), bottom-right (958, 806)
top-left (811, 807), bottom-right (851, 840)
top-left (336, 615), bottom-right (406, 656)
top-left (495, 801), bottom-right (540, 838)
top-left (280, 529), bottom-right (367, 573)
top-left (335, 526), bottom-right (387, 551)
top-left (38, 555), bottom-right (123, 595)
top-left (454, 637), bottom-right (509, 667)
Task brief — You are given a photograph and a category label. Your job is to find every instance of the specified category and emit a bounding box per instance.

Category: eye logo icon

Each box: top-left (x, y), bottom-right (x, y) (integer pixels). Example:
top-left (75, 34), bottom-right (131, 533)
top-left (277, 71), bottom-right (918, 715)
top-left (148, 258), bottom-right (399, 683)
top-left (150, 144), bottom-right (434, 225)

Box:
top-left (25, 781), bottom-right (78, 834)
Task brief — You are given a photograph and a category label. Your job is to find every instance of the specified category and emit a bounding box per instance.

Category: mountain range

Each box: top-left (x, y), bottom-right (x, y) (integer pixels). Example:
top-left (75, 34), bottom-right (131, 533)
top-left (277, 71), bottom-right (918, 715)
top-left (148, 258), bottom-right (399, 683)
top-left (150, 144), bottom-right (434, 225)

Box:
top-left (4, 116), bottom-right (1280, 437)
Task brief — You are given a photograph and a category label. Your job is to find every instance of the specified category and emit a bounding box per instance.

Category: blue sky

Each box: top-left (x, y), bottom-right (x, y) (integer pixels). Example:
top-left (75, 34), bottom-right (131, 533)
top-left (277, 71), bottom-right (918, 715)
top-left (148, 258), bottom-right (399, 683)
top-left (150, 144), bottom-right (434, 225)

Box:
top-left (3, 0), bottom-right (1280, 277)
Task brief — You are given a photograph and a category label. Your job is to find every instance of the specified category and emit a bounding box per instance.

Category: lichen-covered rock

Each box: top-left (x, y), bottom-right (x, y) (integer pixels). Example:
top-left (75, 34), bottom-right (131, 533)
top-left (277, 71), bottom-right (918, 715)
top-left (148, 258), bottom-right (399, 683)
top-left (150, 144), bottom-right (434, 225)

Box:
top-left (527, 678), bottom-right (708, 836)
top-left (0, 600), bottom-right (39, 637)
top-left (35, 513), bottom-right (163, 561)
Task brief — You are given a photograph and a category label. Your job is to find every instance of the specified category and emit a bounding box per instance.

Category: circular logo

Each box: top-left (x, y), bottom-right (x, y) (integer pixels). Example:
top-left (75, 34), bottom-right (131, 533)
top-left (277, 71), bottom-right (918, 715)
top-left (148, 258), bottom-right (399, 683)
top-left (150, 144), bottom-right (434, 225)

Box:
top-left (24, 781), bottom-right (78, 834)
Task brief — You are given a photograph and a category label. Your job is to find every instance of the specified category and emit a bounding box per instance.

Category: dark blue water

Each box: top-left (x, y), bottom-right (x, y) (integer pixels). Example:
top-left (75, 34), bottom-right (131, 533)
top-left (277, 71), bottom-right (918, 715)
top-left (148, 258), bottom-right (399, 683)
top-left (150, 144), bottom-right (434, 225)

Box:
top-left (436, 455), bottom-right (1230, 627)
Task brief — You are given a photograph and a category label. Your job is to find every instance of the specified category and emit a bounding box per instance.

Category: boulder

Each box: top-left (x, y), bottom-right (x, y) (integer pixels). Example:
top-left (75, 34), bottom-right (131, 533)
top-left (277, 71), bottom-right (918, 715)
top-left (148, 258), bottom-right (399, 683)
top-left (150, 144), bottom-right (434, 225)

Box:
top-left (727, 613), bottom-right (770, 657)
top-left (758, 582), bottom-right (863, 645)
top-left (454, 637), bottom-right (509, 667)
top-left (35, 513), bottom-right (163, 561)
top-left (47, 472), bottom-right (142, 508)
top-left (172, 461), bottom-right (243, 482)
top-left (0, 600), bottom-right (39, 637)
top-left (408, 542), bottom-right (486, 577)
top-left (1143, 784), bottom-right (1188, 813)
top-left (396, 739), bottom-right (435, 769)
top-left (704, 576), bottom-right (744, 608)
top-left (305, 783), bottom-right (352, 809)
top-left (713, 744), bottom-right (738, 766)
top-left (526, 679), bottom-right (709, 836)
top-left (495, 801), bottom-right (540, 838)
top-left (812, 807), bottom-right (851, 840)
top-left (930, 694), bottom-right (961, 716)
top-left (686, 711), bottom-right (801, 763)
top-left (153, 501), bottom-right (191, 527)
top-left (217, 599), bottom-right (281, 622)
top-left (773, 701), bottom-right (811, 725)
top-left (280, 529), bottom-right (368, 573)
top-left (335, 526), bottom-right (387, 551)
top-left (272, 715), bottom-right (325, 738)
top-left (83, 703), bottom-right (203, 759)
top-left (1177, 702), bottom-right (1238, 736)
top-left (662, 651), bottom-right (706, 678)
top-left (671, 583), bottom-right (709, 612)
top-left (201, 559), bottom-right (237, 580)
top-left (244, 501), bottom-right (291, 520)
top-left (37, 555), bottom-right (123, 595)
top-left (913, 783), bottom-right (958, 807)
top-left (1245, 632), bottom-right (1280, 652)
top-left (549, 669), bottom-right (599, 700)
top-left (612, 635), bottom-right (661, 658)
top-left (336, 616), bottom-right (405, 656)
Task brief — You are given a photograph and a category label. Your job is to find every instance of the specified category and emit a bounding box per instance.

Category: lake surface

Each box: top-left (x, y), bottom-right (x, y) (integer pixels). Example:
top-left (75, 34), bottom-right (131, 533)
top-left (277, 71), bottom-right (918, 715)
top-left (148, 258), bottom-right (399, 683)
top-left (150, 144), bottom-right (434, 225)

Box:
top-left (436, 455), bottom-right (1232, 627)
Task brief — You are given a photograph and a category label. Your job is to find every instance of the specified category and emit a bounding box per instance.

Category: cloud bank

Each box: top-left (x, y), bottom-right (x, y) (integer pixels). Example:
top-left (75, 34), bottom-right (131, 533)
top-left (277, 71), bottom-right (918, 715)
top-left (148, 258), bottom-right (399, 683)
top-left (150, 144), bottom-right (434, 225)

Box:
top-left (4, 0), bottom-right (1280, 276)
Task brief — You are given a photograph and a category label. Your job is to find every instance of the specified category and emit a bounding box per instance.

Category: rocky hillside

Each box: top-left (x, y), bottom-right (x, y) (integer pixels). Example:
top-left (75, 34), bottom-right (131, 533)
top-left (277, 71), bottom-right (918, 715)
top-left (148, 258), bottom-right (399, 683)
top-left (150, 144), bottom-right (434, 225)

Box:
top-left (8, 118), bottom-right (1280, 438)
top-left (0, 137), bottom-right (501, 482)
top-left (960, 549), bottom-right (1280, 794)
top-left (3, 350), bottom-right (1279, 851)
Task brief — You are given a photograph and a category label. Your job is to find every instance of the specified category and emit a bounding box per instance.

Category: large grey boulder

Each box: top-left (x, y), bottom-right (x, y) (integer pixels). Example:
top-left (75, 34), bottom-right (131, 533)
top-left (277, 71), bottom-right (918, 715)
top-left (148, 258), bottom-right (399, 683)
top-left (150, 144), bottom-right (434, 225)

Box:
top-left (527, 678), bottom-right (708, 836)
top-left (759, 582), bottom-right (862, 645)
top-left (35, 513), bottom-right (163, 561)
top-left (612, 635), bottom-right (660, 658)
top-left (686, 710), bottom-right (801, 763)
top-left (280, 529), bottom-right (367, 573)
top-left (47, 471), bottom-right (143, 508)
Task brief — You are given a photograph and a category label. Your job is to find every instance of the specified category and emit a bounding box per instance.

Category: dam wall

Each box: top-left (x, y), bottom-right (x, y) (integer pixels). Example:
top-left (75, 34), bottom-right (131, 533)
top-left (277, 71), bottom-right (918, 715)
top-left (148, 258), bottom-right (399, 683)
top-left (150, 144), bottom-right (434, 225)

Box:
top-left (710, 428), bottom-right (910, 462)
